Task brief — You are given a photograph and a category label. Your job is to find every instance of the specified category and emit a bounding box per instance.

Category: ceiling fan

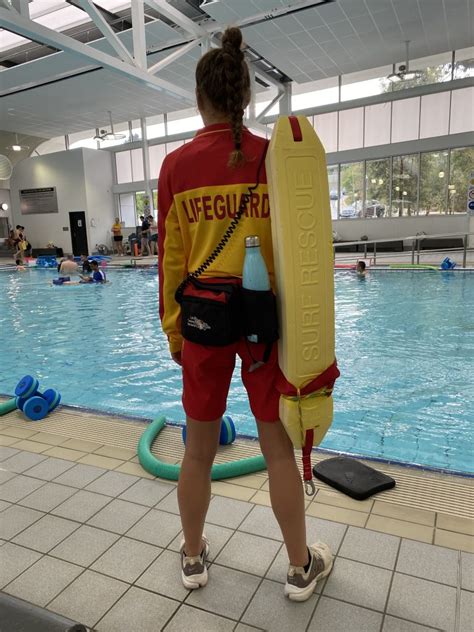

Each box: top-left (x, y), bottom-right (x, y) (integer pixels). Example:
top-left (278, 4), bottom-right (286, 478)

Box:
top-left (5, 133), bottom-right (30, 152)
top-left (93, 111), bottom-right (127, 141)
top-left (387, 41), bottom-right (423, 83)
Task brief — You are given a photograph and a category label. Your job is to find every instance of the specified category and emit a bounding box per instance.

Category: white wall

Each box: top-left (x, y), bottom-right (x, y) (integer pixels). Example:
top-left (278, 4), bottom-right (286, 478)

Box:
top-left (333, 215), bottom-right (469, 242)
top-left (0, 189), bottom-right (12, 239)
top-left (82, 148), bottom-right (115, 251)
top-left (10, 148), bottom-right (114, 254)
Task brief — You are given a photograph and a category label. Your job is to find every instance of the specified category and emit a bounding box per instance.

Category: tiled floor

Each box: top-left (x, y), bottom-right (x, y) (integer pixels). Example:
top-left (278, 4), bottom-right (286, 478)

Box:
top-left (1, 426), bottom-right (473, 632)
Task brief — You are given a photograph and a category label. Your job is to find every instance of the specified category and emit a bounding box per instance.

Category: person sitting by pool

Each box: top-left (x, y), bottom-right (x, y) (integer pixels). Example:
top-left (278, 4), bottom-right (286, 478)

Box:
top-left (356, 260), bottom-right (367, 276)
top-left (59, 254), bottom-right (79, 276)
top-left (80, 254), bottom-right (91, 274)
top-left (80, 260), bottom-right (106, 283)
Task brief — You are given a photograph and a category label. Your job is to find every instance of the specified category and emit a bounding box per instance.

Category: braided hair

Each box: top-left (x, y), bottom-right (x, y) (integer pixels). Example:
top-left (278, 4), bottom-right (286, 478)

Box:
top-left (195, 27), bottom-right (250, 168)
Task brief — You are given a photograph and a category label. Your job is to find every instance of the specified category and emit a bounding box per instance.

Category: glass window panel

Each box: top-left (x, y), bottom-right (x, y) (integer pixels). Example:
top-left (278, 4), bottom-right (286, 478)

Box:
top-left (419, 151), bottom-right (448, 216)
top-left (339, 162), bottom-right (364, 220)
top-left (149, 144), bottom-right (166, 179)
top-left (391, 154), bottom-right (419, 217)
top-left (115, 151), bottom-right (132, 184)
top-left (341, 65), bottom-right (392, 101)
top-left (131, 148), bottom-right (144, 182)
top-left (119, 193), bottom-right (135, 228)
top-left (454, 47), bottom-right (474, 78)
top-left (292, 77), bottom-right (339, 110)
top-left (450, 87), bottom-right (474, 134)
top-left (135, 191), bottom-right (151, 221)
top-left (147, 114), bottom-right (166, 141)
top-left (419, 92), bottom-right (450, 138)
top-left (327, 165), bottom-right (339, 220)
top-left (313, 112), bottom-right (337, 153)
top-left (364, 159), bottom-right (390, 219)
top-left (166, 140), bottom-right (185, 154)
top-left (338, 108), bottom-right (364, 151)
top-left (391, 97), bottom-right (420, 143)
top-left (364, 103), bottom-right (391, 147)
top-left (449, 147), bottom-right (474, 214)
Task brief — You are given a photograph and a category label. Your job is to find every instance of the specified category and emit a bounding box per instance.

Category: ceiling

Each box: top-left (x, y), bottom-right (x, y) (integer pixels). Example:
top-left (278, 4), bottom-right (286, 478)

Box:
top-left (0, 0), bottom-right (472, 140)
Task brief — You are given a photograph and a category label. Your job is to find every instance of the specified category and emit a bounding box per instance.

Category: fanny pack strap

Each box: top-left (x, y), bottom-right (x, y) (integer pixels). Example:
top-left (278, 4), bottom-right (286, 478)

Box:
top-left (175, 141), bottom-right (269, 305)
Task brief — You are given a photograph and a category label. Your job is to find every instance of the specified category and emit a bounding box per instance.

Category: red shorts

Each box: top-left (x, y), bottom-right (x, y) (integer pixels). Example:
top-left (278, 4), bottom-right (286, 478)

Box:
top-left (181, 339), bottom-right (281, 422)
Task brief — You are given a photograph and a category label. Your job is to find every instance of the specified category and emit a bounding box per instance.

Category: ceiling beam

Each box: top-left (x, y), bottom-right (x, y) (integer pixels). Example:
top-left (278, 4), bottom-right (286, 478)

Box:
top-left (145, 0), bottom-right (208, 39)
top-left (0, 7), bottom-right (194, 102)
top-left (148, 36), bottom-right (204, 75)
top-left (131, 0), bottom-right (147, 70)
top-left (74, 0), bottom-right (134, 64)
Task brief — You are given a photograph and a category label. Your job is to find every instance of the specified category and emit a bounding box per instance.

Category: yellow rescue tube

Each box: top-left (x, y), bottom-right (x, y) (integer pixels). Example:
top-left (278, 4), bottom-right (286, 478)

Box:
top-left (266, 115), bottom-right (336, 450)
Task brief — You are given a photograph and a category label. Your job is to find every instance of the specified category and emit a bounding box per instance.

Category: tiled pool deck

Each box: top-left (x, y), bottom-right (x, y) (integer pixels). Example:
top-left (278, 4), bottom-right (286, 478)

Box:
top-left (0, 411), bottom-right (473, 632)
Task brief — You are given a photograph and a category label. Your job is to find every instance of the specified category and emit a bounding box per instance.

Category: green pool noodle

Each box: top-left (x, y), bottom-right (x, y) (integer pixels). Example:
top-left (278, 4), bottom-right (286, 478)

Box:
top-left (389, 264), bottom-right (438, 270)
top-left (138, 417), bottom-right (267, 481)
top-left (0, 398), bottom-right (17, 416)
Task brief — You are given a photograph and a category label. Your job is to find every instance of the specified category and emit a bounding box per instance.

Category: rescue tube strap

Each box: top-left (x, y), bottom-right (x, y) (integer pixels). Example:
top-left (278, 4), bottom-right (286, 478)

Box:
top-left (277, 360), bottom-right (340, 398)
top-left (302, 428), bottom-right (315, 496)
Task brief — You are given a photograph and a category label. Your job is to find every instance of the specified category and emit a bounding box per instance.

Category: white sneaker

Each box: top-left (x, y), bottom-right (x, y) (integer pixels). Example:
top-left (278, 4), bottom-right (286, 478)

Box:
top-left (180, 535), bottom-right (210, 590)
top-left (284, 542), bottom-right (333, 602)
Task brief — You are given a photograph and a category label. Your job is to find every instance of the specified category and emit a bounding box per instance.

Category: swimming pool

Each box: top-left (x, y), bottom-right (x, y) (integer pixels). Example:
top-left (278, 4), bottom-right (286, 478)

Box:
top-left (1, 268), bottom-right (472, 474)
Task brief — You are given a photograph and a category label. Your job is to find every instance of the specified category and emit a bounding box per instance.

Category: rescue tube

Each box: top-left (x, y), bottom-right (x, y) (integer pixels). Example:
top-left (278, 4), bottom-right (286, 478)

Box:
top-left (0, 398), bottom-right (17, 416)
top-left (389, 264), bottom-right (438, 271)
top-left (266, 115), bottom-right (339, 493)
top-left (137, 417), bottom-right (266, 481)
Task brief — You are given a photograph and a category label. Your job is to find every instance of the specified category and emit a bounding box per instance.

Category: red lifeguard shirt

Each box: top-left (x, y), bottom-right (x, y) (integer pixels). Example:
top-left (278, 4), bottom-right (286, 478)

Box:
top-left (158, 123), bottom-right (273, 354)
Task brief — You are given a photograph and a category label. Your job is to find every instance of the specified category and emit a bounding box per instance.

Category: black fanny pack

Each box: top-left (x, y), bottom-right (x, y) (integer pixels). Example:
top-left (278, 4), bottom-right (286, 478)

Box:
top-left (176, 278), bottom-right (242, 346)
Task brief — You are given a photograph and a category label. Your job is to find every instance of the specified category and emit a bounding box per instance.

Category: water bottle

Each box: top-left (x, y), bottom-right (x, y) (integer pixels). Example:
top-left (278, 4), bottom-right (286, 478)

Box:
top-left (242, 235), bottom-right (270, 343)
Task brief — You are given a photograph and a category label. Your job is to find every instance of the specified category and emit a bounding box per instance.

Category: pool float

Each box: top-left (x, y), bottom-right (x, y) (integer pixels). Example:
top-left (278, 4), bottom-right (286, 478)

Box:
top-left (0, 398), bottom-right (17, 416)
top-left (182, 415), bottom-right (236, 446)
top-left (138, 417), bottom-right (266, 481)
top-left (389, 264), bottom-right (438, 271)
top-left (266, 115), bottom-right (339, 495)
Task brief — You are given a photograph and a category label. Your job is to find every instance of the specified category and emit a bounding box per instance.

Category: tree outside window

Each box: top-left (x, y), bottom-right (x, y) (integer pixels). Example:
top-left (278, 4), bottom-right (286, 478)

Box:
top-left (449, 147), bottom-right (474, 213)
top-left (391, 155), bottom-right (418, 216)
top-left (364, 159), bottom-right (390, 218)
top-left (340, 162), bottom-right (364, 219)
top-left (419, 152), bottom-right (449, 215)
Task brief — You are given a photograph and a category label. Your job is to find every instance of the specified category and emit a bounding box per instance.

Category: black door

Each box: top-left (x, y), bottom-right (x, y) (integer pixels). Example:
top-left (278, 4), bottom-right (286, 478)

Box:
top-left (69, 211), bottom-right (89, 256)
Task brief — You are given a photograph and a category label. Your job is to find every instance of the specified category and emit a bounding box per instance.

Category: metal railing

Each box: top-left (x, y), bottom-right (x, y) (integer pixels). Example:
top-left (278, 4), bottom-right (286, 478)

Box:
top-left (333, 231), bottom-right (474, 268)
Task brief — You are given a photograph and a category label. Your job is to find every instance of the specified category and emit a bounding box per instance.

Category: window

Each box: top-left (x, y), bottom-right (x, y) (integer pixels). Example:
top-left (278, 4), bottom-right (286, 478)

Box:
top-left (327, 165), bottom-right (338, 220)
top-left (131, 149), bottom-right (144, 182)
top-left (390, 51), bottom-right (453, 92)
top-left (449, 147), bottom-right (474, 214)
top-left (118, 193), bottom-right (135, 228)
top-left (364, 103), bottom-right (391, 147)
top-left (450, 87), bottom-right (474, 134)
top-left (135, 192), bottom-right (151, 220)
top-left (292, 77), bottom-right (339, 110)
top-left (116, 151), bottom-right (132, 184)
top-left (313, 112), bottom-right (337, 153)
top-left (341, 66), bottom-right (392, 101)
top-left (147, 114), bottom-right (166, 141)
top-left (392, 98), bottom-right (420, 143)
top-left (419, 152), bottom-right (449, 215)
top-left (454, 47), bottom-right (474, 79)
top-left (391, 154), bottom-right (419, 217)
top-left (420, 92), bottom-right (450, 138)
top-left (149, 144), bottom-right (166, 180)
top-left (338, 108), bottom-right (364, 151)
top-left (339, 162), bottom-right (364, 220)
top-left (364, 159), bottom-right (390, 219)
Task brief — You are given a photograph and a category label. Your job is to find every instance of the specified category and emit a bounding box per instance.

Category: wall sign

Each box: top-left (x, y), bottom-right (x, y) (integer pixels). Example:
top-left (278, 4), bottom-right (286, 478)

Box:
top-left (20, 187), bottom-right (58, 214)
top-left (468, 172), bottom-right (474, 216)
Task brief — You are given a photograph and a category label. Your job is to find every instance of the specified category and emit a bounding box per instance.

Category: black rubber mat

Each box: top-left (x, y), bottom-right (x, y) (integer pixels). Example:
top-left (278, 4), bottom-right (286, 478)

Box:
top-left (0, 593), bottom-right (87, 632)
top-left (313, 456), bottom-right (396, 500)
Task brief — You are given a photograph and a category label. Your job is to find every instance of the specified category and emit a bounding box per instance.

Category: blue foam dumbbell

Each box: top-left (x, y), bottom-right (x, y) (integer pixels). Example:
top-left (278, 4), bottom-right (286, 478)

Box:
top-left (15, 375), bottom-right (40, 399)
top-left (182, 415), bottom-right (236, 446)
top-left (42, 388), bottom-right (61, 412)
top-left (23, 396), bottom-right (49, 421)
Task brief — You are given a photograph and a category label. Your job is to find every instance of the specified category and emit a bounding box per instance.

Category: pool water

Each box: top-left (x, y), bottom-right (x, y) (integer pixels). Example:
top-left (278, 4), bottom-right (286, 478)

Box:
top-left (1, 268), bottom-right (473, 474)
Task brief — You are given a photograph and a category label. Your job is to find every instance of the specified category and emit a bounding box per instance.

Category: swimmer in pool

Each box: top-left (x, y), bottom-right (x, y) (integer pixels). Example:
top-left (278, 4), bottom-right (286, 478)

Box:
top-left (80, 260), bottom-right (106, 283)
top-left (356, 261), bottom-right (367, 276)
top-left (15, 258), bottom-right (26, 272)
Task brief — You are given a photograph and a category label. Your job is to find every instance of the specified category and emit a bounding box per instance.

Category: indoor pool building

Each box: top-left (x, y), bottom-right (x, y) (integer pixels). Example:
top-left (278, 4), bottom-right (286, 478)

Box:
top-left (0, 1), bottom-right (473, 631)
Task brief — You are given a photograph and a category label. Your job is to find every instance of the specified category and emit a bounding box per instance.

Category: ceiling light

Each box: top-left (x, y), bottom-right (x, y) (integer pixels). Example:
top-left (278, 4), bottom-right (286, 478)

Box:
top-left (5, 133), bottom-right (30, 153)
top-left (387, 41), bottom-right (423, 83)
